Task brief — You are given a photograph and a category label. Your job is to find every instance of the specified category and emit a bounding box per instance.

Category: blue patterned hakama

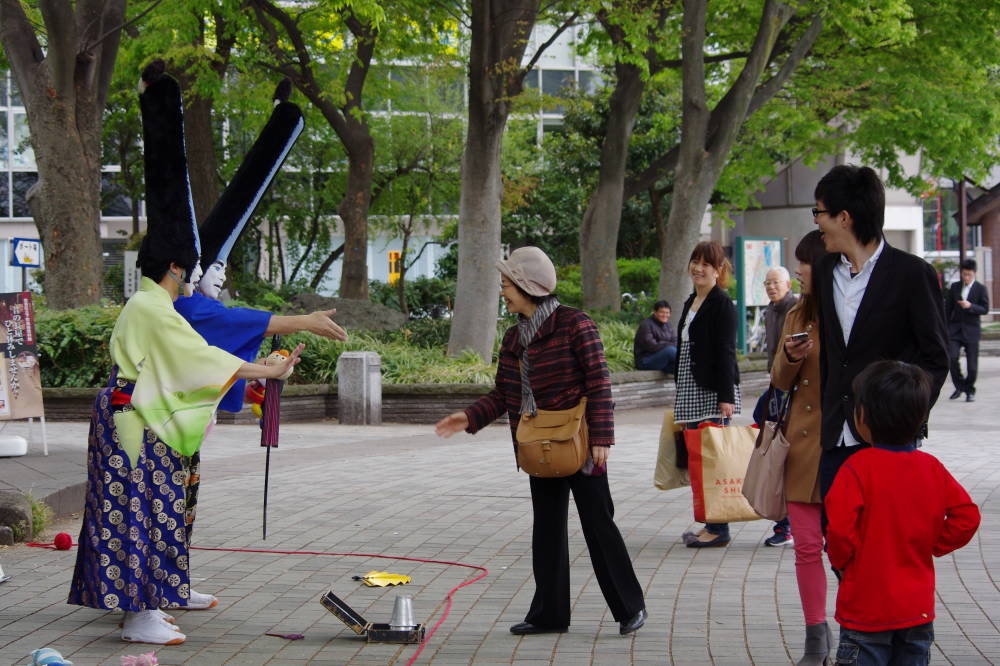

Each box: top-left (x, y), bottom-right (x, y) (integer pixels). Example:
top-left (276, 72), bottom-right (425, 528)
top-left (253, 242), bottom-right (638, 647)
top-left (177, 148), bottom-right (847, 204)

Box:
top-left (68, 376), bottom-right (192, 611)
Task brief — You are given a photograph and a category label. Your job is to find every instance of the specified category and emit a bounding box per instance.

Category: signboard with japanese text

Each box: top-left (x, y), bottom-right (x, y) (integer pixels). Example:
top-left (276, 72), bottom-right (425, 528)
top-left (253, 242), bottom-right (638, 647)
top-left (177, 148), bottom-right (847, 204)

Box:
top-left (10, 238), bottom-right (42, 268)
top-left (0, 292), bottom-right (44, 419)
top-left (734, 236), bottom-right (785, 354)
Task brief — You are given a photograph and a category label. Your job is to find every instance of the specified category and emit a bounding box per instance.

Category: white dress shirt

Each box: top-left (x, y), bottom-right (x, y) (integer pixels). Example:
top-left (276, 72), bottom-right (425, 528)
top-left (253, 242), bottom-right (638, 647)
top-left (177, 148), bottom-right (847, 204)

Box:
top-left (961, 282), bottom-right (972, 301)
top-left (832, 238), bottom-right (886, 447)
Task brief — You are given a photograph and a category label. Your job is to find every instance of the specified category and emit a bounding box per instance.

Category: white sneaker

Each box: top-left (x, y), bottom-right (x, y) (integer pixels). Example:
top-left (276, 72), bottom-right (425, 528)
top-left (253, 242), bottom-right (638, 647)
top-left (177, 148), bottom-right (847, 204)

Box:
top-left (186, 589), bottom-right (219, 610)
top-left (121, 610), bottom-right (186, 645)
top-left (118, 608), bottom-right (178, 629)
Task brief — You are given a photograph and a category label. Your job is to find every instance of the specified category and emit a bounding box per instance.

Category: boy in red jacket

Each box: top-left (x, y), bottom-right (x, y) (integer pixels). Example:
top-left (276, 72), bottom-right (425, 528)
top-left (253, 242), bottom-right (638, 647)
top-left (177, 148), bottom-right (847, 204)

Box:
top-left (826, 361), bottom-right (980, 665)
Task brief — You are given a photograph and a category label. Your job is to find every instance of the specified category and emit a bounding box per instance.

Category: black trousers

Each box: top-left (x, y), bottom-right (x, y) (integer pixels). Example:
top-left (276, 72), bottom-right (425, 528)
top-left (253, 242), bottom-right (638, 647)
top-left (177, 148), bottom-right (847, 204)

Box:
top-left (949, 337), bottom-right (980, 393)
top-left (524, 472), bottom-right (645, 628)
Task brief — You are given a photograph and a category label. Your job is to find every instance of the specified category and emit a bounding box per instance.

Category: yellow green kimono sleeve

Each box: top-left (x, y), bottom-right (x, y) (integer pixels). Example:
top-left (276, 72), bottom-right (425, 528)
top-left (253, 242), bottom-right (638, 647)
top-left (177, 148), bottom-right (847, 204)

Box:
top-left (112, 278), bottom-right (245, 458)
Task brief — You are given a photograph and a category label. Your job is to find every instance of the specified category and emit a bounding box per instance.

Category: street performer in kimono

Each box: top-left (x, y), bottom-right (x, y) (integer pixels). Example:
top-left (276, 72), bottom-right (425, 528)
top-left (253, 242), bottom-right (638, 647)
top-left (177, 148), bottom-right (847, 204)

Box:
top-left (67, 65), bottom-right (303, 646)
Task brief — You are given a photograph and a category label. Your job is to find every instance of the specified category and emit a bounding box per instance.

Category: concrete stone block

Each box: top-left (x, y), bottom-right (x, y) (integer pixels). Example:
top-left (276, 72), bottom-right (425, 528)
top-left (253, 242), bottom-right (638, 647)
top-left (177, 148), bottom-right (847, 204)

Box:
top-left (337, 351), bottom-right (381, 425)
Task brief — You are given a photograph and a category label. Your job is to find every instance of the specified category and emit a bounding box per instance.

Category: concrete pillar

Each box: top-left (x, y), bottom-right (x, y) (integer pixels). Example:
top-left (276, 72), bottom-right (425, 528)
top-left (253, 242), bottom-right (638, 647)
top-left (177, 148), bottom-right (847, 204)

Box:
top-left (337, 352), bottom-right (382, 425)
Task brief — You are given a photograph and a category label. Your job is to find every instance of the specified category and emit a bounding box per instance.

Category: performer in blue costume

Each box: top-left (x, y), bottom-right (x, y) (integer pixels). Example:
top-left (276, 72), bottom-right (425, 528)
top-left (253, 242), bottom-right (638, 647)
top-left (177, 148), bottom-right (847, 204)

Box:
top-left (171, 78), bottom-right (347, 612)
top-left (175, 78), bottom-right (346, 418)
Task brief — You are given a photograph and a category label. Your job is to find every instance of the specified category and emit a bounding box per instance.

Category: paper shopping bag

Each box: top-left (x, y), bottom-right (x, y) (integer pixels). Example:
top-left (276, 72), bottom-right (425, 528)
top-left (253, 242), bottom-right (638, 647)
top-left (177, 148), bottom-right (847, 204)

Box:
top-left (687, 422), bottom-right (762, 523)
top-left (654, 409), bottom-right (690, 491)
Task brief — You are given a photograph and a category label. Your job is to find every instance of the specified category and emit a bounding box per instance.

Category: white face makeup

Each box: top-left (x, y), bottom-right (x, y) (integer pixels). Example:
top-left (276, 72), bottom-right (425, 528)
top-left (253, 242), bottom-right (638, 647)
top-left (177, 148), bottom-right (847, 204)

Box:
top-left (187, 263), bottom-right (203, 289)
top-left (197, 261), bottom-right (227, 300)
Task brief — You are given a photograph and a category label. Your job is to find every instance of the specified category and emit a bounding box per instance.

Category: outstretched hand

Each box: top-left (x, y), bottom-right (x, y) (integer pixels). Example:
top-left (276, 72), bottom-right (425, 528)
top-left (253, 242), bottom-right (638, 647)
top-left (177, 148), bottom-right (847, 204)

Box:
top-left (306, 309), bottom-right (348, 341)
top-left (435, 411), bottom-right (469, 438)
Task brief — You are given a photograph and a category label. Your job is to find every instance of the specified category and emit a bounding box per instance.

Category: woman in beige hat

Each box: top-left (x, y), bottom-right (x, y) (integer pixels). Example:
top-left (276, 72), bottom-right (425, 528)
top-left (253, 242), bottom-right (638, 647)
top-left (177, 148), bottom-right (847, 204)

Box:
top-left (435, 246), bottom-right (647, 636)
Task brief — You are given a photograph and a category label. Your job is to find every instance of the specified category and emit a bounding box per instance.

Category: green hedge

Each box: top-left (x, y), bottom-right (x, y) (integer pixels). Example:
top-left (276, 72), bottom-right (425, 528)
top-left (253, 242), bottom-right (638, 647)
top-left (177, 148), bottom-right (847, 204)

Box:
top-left (34, 305), bottom-right (641, 387)
top-left (37, 304), bottom-right (120, 387)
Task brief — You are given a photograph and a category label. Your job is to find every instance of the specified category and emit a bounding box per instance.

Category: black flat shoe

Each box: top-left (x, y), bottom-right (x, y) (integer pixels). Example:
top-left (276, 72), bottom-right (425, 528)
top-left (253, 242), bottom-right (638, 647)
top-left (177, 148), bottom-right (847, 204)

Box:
top-left (949, 389), bottom-right (963, 400)
top-left (966, 393), bottom-right (976, 402)
top-left (510, 622), bottom-right (567, 635)
top-left (620, 608), bottom-right (647, 635)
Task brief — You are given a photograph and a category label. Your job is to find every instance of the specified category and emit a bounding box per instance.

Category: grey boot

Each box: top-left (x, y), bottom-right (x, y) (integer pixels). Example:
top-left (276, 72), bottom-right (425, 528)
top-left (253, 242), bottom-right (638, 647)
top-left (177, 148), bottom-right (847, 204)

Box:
top-left (796, 622), bottom-right (833, 666)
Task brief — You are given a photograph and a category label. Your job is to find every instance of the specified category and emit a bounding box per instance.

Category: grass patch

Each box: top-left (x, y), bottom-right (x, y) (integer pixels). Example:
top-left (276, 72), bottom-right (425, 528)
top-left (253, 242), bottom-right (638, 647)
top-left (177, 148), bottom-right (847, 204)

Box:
top-left (27, 493), bottom-right (54, 538)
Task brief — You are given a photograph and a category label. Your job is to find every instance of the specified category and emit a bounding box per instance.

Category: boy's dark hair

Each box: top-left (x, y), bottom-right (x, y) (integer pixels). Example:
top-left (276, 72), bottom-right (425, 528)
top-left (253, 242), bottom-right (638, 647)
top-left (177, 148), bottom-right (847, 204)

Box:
top-left (137, 234), bottom-right (198, 283)
top-left (852, 361), bottom-right (931, 446)
top-left (814, 165), bottom-right (885, 246)
top-left (653, 300), bottom-right (671, 311)
top-left (960, 259), bottom-right (977, 272)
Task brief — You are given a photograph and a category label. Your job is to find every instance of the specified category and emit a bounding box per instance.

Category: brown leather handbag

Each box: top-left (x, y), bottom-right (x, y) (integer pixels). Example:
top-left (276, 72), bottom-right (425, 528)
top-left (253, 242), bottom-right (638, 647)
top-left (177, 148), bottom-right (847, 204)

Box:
top-left (515, 398), bottom-right (589, 477)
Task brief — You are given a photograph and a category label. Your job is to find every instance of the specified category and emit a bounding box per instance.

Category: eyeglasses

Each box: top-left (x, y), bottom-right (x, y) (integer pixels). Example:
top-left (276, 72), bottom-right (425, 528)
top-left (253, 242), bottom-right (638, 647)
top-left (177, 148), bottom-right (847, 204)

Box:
top-left (811, 208), bottom-right (831, 218)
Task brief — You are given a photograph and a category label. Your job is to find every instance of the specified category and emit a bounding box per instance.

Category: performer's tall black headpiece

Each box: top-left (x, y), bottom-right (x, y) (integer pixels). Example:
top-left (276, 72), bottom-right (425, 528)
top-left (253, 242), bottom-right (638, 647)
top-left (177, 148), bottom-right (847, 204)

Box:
top-left (137, 60), bottom-right (200, 278)
top-left (198, 79), bottom-right (304, 271)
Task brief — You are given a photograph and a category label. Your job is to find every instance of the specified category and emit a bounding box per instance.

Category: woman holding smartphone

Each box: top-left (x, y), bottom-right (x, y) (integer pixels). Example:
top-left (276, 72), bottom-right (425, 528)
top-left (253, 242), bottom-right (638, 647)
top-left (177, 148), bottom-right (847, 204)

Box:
top-left (675, 241), bottom-right (742, 548)
top-left (771, 230), bottom-right (832, 665)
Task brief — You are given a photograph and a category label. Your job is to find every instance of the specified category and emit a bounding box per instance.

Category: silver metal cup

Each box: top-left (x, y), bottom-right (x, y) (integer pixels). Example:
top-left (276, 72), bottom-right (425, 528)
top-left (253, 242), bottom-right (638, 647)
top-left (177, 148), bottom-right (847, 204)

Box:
top-left (389, 594), bottom-right (415, 630)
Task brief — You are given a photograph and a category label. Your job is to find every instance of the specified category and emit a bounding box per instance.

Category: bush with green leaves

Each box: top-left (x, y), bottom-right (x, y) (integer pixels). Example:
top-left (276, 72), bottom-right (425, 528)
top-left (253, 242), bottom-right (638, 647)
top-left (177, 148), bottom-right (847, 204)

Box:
top-left (36, 303), bottom-right (120, 387)
top-left (369, 276), bottom-right (456, 317)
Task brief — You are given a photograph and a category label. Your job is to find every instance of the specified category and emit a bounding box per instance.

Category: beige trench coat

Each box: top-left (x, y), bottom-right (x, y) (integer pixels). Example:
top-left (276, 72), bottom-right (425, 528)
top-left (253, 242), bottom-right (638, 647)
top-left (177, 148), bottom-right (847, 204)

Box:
top-left (769, 303), bottom-right (822, 504)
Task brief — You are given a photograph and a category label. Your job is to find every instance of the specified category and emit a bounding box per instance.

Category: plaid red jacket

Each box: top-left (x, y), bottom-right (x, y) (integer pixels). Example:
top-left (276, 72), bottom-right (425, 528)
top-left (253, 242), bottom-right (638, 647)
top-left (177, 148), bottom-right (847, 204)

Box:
top-left (464, 305), bottom-right (615, 449)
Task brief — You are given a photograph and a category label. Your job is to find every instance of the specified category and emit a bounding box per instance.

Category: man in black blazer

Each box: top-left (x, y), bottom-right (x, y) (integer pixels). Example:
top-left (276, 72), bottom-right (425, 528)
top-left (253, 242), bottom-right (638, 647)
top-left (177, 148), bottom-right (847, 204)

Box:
top-left (946, 258), bottom-right (990, 402)
top-left (784, 165), bottom-right (949, 498)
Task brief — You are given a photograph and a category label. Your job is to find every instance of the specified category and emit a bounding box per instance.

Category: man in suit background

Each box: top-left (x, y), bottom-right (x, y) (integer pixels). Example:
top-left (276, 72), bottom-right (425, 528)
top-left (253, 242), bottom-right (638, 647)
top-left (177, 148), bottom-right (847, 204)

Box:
top-left (946, 258), bottom-right (990, 402)
top-left (785, 165), bottom-right (949, 498)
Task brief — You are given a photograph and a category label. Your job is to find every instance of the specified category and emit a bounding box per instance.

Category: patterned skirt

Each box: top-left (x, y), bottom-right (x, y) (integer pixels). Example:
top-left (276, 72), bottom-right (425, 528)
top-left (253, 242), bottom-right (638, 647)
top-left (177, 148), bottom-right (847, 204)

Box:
top-left (674, 341), bottom-right (742, 423)
top-left (68, 377), bottom-right (195, 611)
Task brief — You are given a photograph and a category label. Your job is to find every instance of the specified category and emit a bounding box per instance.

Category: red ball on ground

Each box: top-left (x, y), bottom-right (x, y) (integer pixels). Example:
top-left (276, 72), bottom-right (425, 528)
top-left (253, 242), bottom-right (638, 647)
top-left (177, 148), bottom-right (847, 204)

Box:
top-left (53, 532), bottom-right (73, 550)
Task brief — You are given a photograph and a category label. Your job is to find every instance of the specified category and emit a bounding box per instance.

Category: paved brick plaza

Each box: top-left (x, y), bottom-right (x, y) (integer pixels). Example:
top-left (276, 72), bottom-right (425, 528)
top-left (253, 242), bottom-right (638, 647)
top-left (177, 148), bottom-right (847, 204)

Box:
top-left (1, 360), bottom-right (998, 665)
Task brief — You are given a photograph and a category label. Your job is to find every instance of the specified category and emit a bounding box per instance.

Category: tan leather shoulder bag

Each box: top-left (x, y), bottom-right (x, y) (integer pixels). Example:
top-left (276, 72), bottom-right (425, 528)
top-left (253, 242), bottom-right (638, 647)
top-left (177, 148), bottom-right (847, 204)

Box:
top-left (515, 397), bottom-right (589, 477)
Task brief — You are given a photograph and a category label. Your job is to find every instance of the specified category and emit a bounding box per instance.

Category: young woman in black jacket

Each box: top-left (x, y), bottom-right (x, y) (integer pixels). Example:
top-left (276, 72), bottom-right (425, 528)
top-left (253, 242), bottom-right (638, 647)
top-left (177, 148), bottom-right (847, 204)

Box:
top-left (674, 241), bottom-right (741, 548)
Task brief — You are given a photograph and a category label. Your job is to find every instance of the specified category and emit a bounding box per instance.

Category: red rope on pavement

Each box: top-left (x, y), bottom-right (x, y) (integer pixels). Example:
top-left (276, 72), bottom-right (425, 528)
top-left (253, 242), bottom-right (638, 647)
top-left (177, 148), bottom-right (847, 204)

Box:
top-left (27, 540), bottom-right (488, 666)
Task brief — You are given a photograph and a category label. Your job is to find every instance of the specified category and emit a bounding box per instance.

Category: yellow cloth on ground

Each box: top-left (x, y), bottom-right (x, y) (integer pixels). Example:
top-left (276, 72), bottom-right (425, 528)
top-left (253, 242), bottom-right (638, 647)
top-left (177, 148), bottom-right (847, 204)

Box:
top-left (111, 277), bottom-right (244, 464)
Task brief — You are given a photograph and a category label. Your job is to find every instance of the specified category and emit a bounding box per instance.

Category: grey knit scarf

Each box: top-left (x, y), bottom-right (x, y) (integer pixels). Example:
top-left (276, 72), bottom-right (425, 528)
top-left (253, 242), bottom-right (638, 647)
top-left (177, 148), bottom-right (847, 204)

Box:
top-left (517, 296), bottom-right (560, 415)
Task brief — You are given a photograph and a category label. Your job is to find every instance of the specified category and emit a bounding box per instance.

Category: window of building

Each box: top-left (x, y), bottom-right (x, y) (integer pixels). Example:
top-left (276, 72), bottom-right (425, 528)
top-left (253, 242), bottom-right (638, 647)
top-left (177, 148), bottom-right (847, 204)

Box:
top-left (541, 69), bottom-right (575, 113)
top-left (12, 113), bottom-right (34, 168)
top-left (101, 173), bottom-right (133, 218)
top-left (12, 172), bottom-right (37, 217)
top-left (0, 174), bottom-right (8, 217)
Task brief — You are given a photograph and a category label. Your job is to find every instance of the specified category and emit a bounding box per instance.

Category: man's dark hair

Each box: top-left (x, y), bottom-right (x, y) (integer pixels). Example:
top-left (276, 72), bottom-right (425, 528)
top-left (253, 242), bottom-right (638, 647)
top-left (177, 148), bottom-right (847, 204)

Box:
top-left (814, 165), bottom-right (885, 246)
top-left (653, 300), bottom-right (671, 311)
top-left (852, 361), bottom-right (931, 446)
top-left (960, 259), bottom-right (977, 272)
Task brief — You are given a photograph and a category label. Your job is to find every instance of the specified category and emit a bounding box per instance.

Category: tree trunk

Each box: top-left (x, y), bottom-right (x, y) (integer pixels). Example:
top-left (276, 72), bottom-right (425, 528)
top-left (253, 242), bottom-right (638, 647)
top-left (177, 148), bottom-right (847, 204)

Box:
top-left (660, 0), bottom-right (797, 322)
top-left (337, 130), bottom-right (374, 299)
top-left (447, 0), bottom-right (548, 360)
top-left (27, 127), bottom-right (104, 306)
top-left (183, 93), bottom-right (220, 224)
top-left (579, 61), bottom-right (644, 311)
top-left (448, 112), bottom-right (505, 358)
top-left (658, 159), bottom-right (720, 317)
